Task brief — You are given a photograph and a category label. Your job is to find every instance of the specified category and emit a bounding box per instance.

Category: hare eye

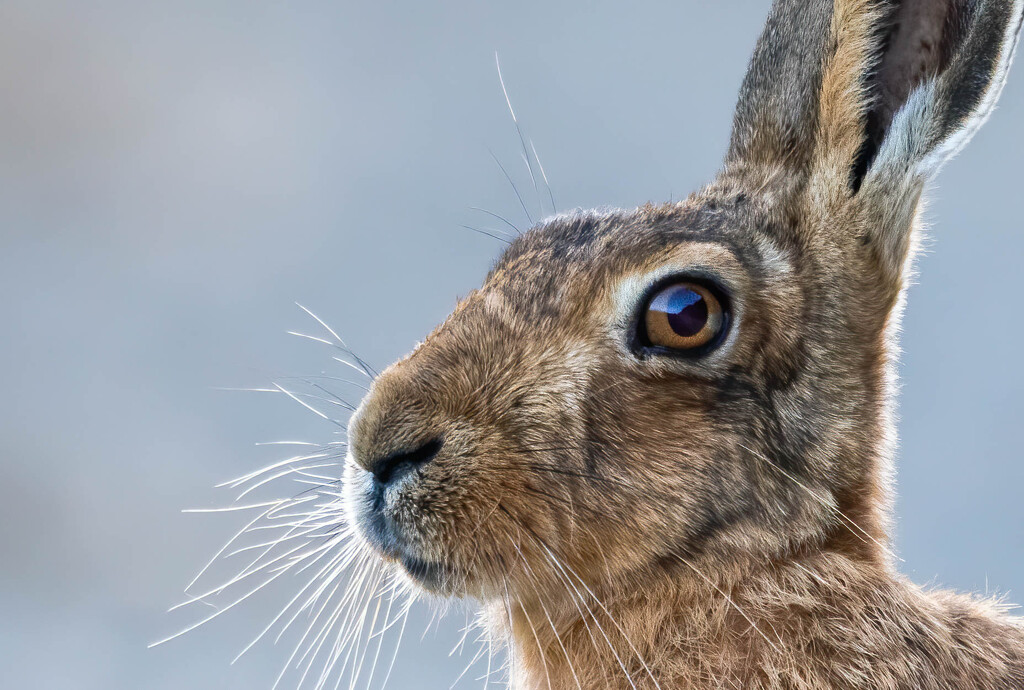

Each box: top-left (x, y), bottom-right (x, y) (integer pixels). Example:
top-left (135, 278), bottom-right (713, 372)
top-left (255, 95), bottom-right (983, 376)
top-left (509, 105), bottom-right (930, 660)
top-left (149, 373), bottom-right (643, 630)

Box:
top-left (641, 282), bottom-right (727, 353)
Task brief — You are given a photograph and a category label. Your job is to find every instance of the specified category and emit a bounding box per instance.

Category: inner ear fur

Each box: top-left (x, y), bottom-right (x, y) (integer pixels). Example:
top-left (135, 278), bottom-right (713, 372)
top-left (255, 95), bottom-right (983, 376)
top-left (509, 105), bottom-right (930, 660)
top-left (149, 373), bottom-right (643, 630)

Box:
top-left (852, 0), bottom-right (963, 186)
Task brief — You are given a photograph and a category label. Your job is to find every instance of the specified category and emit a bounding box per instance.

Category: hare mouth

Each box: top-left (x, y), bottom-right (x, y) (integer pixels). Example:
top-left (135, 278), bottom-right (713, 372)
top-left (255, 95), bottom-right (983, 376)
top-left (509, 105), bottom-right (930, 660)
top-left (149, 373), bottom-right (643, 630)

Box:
top-left (371, 531), bottom-right (465, 595)
top-left (398, 554), bottom-right (458, 593)
top-left (376, 537), bottom-right (462, 594)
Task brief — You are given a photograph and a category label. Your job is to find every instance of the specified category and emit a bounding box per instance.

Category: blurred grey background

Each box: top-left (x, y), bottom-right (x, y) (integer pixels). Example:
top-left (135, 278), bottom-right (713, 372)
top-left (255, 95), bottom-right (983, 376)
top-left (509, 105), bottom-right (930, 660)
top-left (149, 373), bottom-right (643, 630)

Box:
top-left (1, 1), bottom-right (1021, 688)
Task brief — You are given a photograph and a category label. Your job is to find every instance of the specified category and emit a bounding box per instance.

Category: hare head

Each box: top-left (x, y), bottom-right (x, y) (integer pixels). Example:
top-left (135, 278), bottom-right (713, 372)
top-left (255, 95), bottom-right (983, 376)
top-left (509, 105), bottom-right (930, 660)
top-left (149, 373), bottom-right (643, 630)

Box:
top-left (345, 0), bottom-right (1022, 622)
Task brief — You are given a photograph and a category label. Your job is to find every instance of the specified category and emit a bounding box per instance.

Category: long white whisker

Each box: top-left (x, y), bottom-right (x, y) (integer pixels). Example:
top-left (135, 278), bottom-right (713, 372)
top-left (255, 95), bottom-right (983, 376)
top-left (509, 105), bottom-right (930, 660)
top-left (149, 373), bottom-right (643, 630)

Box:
top-left (182, 504), bottom-right (281, 594)
top-left (510, 580), bottom-right (552, 690)
top-left (511, 543), bottom-right (582, 690)
top-left (381, 591), bottom-right (414, 689)
top-left (254, 441), bottom-right (324, 447)
top-left (295, 303), bottom-right (378, 379)
top-left (234, 463), bottom-right (337, 500)
top-left (231, 545), bottom-right (351, 665)
top-left (272, 383), bottom-right (348, 429)
top-left (495, 52), bottom-right (541, 218)
top-left (218, 452), bottom-right (332, 489)
top-left (171, 540), bottom-right (311, 612)
top-left (361, 581), bottom-right (396, 690)
top-left (332, 356), bottom-right (376, 380)
top-left (150, 567), bottom-right (288, 648)
top-left (288, 331), bottom-right (335, 346)
top-left (540, 547), bottom-right (643, 690)
top-left (182, 499), bottom-right (286, 514)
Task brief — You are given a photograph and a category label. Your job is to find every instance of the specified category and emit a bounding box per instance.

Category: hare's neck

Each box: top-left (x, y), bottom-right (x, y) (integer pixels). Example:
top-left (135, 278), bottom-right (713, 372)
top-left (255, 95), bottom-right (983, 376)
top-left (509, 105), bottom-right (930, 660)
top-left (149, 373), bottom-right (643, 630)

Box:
top-left (484, 548), bottom-right (1022, 690)
top-left (486, 554), bottom-right (780, 689)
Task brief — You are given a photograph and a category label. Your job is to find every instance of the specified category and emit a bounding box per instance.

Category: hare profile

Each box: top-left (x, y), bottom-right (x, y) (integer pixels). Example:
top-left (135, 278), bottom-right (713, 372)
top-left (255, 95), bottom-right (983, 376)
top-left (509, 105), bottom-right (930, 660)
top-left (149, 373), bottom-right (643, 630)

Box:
top-left (186, 0), bottom-right (1024, 688)
top-left (340, 0), bottom-right (1024, 687)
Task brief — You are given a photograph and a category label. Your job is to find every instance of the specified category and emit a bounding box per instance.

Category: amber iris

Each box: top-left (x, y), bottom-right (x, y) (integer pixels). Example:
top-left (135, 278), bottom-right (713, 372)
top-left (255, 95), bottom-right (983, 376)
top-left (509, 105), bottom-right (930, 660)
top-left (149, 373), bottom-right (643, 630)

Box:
top-left (643, 282), bottom-right (725, 350)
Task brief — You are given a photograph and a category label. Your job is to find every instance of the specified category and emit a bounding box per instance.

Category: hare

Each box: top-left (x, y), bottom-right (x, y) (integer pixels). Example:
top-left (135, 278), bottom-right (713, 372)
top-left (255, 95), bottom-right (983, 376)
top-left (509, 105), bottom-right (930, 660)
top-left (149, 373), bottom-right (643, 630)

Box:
top-left (343, 0), bottom-right (1024, 687)
top-left (202, 0), bottom-right (1024, 688)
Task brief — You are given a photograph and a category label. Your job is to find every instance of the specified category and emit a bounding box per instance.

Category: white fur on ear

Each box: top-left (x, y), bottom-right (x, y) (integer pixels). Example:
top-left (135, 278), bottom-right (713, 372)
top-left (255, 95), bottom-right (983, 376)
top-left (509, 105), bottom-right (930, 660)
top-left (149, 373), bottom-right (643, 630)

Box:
top-left (865, 83), bottom-right (939, 184)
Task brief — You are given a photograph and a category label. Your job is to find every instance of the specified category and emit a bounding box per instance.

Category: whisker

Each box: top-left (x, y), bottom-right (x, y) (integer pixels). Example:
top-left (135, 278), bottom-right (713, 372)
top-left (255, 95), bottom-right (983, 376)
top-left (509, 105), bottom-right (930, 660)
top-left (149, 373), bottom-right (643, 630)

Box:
top-left (510, 541), bottom-right (583, 690)
top-left (219, 452), bottom-right (332, 489)
top-left (255, 441), bottom-right (325, 447)
top-left (544, 551), bottom-right (642, 690)
top-left (272, 383), bottom-right (348, 429)
top-left (362, 584), bottom-right (397, 688)
top-left (449, 627), bottom-right (490, 689)
top-left (529, 139), bottom-right (557, 214)
top-left (287, 331), bottom-right (335, 347)
top-left (675, 555), bottom-right (783, 654)
top-left (738, 443), bottom-right (901, 562)
top-left (233, 463), bottom-right (337, 501)
top-left (460, 225), bottom-right (513, 245)
top-left (469, 206), bottom-right (521, 234)
top-left (182, 503), bottom-right (285, 594)
top-left (381, 593), bottom-right (414, 689)
top-left (150, 567), bottom-right (289, 648)
top-left (231, 545), bottom-right (350, 664)
top-left (278, 375), bottom-right (370, 394)
top-left (497, 508), bottom-right (611, 685)
top-left (488, 149), bottom-right (534, 226)
top-left (495, 53), bottom-right (542, 217)
top-left (295, 303), bottom-right (379, 380)
top-left (510, 580), bottom-right (553, 690)
top-left (182, 499), bottom-right (286, 514)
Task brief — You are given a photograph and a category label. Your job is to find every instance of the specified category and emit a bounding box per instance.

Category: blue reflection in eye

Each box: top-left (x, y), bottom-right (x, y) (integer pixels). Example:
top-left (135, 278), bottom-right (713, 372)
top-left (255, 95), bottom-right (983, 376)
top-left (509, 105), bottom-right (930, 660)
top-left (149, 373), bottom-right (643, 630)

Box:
top-left (650, 285), bottom-right (699, 313)
top-left (669, 287), bottom-right (701, 313)
top-left (649, 285), bottom-right (709, 338)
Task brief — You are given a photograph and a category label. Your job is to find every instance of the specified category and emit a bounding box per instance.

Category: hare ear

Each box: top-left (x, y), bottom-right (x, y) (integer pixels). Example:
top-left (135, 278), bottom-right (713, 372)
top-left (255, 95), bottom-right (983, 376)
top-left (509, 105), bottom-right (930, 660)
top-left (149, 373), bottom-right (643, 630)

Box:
top-left (726, 1), bottom-right (837, 172)
top-left (729, 0), bottom-right (1023, 277)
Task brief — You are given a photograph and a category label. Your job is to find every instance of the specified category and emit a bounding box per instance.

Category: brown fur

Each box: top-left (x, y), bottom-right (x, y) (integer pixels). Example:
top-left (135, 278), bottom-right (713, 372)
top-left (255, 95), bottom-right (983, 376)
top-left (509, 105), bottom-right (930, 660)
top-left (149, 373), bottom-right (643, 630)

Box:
top-left (342, 1), bottom-right (1024, 687)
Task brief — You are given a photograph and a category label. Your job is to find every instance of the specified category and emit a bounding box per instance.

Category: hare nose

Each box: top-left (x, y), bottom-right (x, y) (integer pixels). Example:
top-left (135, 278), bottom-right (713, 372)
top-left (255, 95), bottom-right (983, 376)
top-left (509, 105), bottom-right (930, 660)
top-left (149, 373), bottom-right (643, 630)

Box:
top-left (370, 438), bottom-right (443, 488)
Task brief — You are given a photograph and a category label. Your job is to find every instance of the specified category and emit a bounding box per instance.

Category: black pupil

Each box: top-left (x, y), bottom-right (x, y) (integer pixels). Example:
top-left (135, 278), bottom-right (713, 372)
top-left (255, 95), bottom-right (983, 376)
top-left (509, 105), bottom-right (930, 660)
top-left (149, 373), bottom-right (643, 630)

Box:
top-left (661, 285), bottom-right (708, 337)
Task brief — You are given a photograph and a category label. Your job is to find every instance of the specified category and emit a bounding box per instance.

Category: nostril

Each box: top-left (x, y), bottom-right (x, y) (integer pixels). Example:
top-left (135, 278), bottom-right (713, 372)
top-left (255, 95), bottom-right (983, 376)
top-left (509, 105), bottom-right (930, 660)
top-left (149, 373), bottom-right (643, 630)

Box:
top-left (371, 438), bottom-right (443, 487)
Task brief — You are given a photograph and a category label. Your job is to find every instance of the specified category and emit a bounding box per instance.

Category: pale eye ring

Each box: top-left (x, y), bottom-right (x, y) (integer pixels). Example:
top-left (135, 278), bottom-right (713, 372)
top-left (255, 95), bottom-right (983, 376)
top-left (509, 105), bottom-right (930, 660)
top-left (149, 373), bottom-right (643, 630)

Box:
top-left (638, 280), bottom-right (728, 354)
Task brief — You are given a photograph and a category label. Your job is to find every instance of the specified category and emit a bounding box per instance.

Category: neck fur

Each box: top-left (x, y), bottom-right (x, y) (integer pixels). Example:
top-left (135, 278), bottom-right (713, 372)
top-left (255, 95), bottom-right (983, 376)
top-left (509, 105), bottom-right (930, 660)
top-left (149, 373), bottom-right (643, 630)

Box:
top-left (485, 539), bottom-right (890, 689)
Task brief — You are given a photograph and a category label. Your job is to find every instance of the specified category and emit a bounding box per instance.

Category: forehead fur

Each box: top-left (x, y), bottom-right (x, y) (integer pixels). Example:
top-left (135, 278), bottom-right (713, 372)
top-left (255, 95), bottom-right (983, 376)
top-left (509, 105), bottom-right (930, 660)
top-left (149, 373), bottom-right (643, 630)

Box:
top-left (482, 189), bottom-right (798, 316)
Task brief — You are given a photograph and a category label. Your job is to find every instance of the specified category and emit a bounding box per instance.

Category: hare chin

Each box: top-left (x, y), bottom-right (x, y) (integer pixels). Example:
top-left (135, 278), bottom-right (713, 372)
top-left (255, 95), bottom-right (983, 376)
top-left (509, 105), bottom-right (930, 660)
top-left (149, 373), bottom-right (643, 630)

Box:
top-left (355, 513), bottom-right (463, 596)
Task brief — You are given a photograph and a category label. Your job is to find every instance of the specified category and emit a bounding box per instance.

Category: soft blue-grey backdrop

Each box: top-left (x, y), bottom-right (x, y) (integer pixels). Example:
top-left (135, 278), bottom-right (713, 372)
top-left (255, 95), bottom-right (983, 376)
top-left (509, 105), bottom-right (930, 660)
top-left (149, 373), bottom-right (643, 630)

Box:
top-left (1, 1), bottom-right (1021, 688)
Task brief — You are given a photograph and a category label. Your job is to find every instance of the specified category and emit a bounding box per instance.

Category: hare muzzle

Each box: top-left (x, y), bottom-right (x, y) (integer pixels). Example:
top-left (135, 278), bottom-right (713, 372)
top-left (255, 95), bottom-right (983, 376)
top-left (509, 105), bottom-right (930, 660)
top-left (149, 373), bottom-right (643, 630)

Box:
top-left (347, 434), bottom-right (446, 582)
